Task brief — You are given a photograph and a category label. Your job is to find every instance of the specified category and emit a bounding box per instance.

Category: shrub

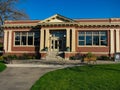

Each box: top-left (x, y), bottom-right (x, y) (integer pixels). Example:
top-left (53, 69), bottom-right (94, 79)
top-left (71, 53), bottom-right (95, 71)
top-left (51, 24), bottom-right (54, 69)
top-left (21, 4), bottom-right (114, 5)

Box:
top-left (42, 47), bottom-right (48, 51)
top-left (3, 54), bottom-right (40, 60)
top-left (97, 56), bottom-right (110, 60)
top-left (4, 55), bottom-right (18, 60)
top-left (12, 55), bottom-right (18, 60)
top-left (17, 54), bottom-right (31, 60)
top-left (66, 47), bottom-right (70, 51)
top-left (0, 56), bottom-right (3, 60)
top-left (69, 56), bottom-right (76, 60)
top-left (6, 55), bottom-right (14, 60)
top-left (18, 54), bottom-right (39, 60)
top-left (84, 52), bottom-right (97, 61)
top-left (86, 52), bottom-right (94, 58)
top-left (69, 53), bottom-right (82, 60)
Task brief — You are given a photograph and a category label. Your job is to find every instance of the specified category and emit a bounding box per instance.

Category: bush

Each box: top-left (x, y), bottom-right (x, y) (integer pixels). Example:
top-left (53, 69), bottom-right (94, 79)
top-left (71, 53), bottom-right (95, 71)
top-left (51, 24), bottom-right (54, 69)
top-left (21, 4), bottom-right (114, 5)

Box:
top-left (17, 54), bottom-right (30, 60)
top-left (23, 53), bottom-right (29, 59)
top-left (85, 52), bottom-right (94, 58)
top-left (66, 47), bottom-right (70, 51)
top-left (0, 56), bottom-right (3, 60)
top-left (3, 55), bottom-right (18, 60)
top-left (98, 56), bottom-right (110, 60)
top-left (18, 54), bottom-right (39, 60)
top-left (2, 54), bottom-right (40, 60)
top-left (84, 52), bottom-right (97, 61)
top-left (69, 53), bottom-right (82, 60)
top-left (69, 56), bottom-right (76, 60)
top-left (12, 55), bottom-right (18, 60)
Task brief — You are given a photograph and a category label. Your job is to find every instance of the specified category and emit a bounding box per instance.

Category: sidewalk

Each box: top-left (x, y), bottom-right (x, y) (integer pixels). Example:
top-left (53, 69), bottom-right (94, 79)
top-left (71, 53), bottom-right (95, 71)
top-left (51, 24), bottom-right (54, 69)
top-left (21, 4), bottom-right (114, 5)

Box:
top-left (6, 64), bottom-right (77, 68)
top-left (6, 60), bottom-right (119, 68)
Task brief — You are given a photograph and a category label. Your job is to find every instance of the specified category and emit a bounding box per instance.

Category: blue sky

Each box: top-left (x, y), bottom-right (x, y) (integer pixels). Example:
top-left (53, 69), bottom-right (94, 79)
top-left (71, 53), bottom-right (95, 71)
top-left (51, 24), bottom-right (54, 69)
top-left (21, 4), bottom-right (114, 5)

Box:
top-left (18, 0), bottom-right (120, 20)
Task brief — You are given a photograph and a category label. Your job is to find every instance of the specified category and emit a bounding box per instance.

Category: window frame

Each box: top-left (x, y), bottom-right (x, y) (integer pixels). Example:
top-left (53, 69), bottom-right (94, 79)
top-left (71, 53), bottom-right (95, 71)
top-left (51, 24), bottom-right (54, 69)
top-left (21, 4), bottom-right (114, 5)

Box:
top-left (14, 31), bottom-right (40, 47)
top-left (78, 31), bottom-right (107, 47)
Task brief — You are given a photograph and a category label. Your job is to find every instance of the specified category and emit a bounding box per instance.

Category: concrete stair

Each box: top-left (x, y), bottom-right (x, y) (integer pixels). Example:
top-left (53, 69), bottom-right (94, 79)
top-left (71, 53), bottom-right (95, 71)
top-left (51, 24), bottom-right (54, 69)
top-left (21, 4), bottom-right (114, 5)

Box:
top-left (46, 52), bottom-right (64, 60)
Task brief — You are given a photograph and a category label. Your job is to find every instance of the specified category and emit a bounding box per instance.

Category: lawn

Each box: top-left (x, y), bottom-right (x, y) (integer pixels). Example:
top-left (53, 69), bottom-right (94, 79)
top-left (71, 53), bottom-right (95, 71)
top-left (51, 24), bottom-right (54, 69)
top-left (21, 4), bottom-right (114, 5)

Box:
top-left (31, 64), bottom-right (120, 90)
top-left (0, 63), bottom-right (6, 72)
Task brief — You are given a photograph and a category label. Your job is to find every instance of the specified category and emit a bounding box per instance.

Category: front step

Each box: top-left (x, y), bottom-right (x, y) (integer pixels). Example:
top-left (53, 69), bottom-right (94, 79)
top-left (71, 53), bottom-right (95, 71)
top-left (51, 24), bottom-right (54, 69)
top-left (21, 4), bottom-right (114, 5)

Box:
top-left (46, 52), bottom-right (64, 60)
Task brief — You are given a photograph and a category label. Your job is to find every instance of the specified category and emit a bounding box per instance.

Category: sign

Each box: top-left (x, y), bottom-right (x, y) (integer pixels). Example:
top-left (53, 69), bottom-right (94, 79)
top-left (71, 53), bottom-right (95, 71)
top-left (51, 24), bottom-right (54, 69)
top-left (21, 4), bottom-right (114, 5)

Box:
top-left (114, 53), bottom-right (120, 62)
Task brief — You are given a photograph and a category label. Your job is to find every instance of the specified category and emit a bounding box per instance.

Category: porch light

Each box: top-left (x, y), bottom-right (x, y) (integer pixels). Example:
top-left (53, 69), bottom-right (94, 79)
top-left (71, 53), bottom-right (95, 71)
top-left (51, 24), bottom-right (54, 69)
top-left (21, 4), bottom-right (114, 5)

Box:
top-left (50, 34), bottom-right (52, 37)
top-left (64, 35), bottom-right (66, 37)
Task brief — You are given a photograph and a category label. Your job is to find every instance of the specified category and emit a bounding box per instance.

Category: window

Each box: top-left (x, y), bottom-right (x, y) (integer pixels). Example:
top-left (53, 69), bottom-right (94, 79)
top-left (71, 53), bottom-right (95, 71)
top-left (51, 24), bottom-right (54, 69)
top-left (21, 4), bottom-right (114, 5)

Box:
top-left (86, 32), bottom-right (92, 45)
top-left (15, 32), bottom-right (20, 45)
top-left (78, 32), bottom-right (85, 45)
top-left (15, 32), bottom-right (40, 46)
top-left (93, 32), bottom-right (99, 45)
top-left (78, 31), bottom-right (107, 46)
top-left (34, 32), bottom-right (40, 46)
top-left (28, 32), bottom-right (34, 45)
top-left (21, 32), bottom-right (27, 45)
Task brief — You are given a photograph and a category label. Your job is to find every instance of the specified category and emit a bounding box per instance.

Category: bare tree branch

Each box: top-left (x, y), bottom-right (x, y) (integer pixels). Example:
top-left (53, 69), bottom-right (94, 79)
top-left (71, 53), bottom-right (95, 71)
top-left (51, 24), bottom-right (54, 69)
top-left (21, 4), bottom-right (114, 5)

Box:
top-left (0, 0), bottom-right (29, 25)
top-left (0, 0), bottom-right (29, 37)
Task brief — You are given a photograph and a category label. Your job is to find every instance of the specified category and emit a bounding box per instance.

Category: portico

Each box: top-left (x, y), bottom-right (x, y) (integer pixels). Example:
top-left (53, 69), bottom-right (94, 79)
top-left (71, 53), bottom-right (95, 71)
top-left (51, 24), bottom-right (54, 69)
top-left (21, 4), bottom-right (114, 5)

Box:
top-left (39, 28), bottom-right (75, 52)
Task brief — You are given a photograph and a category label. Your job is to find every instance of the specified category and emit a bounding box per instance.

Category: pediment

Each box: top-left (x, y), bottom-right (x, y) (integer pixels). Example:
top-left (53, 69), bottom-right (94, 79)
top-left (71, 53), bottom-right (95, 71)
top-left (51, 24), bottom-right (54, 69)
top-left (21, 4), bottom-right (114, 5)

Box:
top-left (40, 14), bottom-right (75, 23)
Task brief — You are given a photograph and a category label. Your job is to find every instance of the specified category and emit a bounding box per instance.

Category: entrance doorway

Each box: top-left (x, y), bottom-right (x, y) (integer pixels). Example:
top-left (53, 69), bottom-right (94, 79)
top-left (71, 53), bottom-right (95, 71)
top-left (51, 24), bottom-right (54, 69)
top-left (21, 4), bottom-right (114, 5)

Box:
top-left (51, 38), bottom-right (65, 51)
top-left (50, 30), bottom-right (66, 51)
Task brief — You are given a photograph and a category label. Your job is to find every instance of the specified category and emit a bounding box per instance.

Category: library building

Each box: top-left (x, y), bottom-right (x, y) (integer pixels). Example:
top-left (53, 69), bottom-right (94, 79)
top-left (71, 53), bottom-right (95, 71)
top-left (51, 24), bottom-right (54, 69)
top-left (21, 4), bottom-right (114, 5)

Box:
top-left (3, 14), bottom-right (120, 60)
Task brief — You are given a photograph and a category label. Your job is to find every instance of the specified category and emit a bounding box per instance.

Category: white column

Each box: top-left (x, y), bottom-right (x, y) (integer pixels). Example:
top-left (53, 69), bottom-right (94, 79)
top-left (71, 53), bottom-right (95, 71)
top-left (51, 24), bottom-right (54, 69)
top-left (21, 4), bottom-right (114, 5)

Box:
top-left (71, 29), bottom-right (75, 52)
top-left (110, 29), bottom-right (115, 54)
top-left (66, 29), bottom-right (70, 47)
top-left (116, 29), bottom-right (120, 52)
top-left (45, 29), bottom-right (49, 48)
top-left (40, 29), bottom-right (44, 51)
top-left (8, 30), bottom-right (12, 52)
top-left (4, 31), bottom-right (7, 52)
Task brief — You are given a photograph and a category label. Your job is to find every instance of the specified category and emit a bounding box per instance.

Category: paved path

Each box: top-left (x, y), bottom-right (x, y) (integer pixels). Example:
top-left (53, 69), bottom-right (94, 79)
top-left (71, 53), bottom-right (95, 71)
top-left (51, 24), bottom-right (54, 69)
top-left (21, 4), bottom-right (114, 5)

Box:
top-left (0, 61), bottom-right (118, 90)
top-left (0, 65), bottom-right (65, 90)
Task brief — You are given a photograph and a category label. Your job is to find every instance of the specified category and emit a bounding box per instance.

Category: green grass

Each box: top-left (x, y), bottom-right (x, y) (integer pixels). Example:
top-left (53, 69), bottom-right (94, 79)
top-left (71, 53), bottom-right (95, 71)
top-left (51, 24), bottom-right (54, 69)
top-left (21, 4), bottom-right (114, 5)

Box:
top-left (0, 63), bottom-right (6, 72)
top-left (31, 64), bottom-right (120, 90)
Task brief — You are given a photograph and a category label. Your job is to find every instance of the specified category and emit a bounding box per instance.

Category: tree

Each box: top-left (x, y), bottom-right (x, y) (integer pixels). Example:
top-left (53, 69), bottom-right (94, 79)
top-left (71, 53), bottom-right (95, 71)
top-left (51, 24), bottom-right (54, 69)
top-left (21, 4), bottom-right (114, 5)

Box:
top-left (0, 0), bottom-right (29, 51)
top-left (0, 0), bottom-right (29, 28)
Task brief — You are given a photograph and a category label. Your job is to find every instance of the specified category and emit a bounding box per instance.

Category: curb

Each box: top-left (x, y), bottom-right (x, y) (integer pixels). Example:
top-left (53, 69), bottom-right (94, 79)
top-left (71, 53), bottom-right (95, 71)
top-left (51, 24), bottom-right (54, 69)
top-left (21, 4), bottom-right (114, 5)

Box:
top-left (6, 64), bottom-right (79, 68)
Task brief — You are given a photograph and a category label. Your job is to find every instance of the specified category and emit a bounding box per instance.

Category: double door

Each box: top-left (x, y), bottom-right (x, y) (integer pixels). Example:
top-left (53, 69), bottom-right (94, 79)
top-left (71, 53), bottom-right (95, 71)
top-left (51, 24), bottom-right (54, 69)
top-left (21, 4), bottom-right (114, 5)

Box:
top-left (50, 38), bottom-right (65, 51)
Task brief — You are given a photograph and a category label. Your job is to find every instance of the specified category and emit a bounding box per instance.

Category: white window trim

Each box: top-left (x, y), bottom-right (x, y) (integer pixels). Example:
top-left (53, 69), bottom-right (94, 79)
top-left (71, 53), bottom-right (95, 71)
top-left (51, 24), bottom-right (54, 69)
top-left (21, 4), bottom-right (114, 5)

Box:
top-left (78, 31), bottom-right (107, 47)
top-left (14, 32), bottom-right (39, 47)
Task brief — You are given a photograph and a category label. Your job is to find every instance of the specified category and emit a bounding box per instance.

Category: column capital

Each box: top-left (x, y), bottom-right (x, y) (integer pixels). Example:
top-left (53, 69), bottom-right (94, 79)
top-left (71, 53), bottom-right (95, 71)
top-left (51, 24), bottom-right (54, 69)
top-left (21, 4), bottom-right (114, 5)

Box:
top-left (115, 29), bottom-right (120, 31)
top-left (110, 29), bottom-right (114, 31)
top-left (66, 28), bottom-right (71, 31)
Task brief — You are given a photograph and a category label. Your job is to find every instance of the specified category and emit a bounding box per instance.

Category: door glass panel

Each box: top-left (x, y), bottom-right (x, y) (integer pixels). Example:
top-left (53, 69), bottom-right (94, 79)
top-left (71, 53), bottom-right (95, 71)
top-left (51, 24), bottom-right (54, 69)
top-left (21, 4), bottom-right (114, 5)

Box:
top-left (59, 40), bottom-right (62, 50)
top-left (55, 40), bottom-right (57, 49)
top-left (51, 40), bottom-right (53, 49)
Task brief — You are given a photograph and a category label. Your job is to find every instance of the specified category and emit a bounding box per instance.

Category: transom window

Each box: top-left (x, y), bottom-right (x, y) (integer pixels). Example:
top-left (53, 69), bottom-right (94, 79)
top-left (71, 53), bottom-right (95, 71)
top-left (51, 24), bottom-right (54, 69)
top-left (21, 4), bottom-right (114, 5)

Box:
top-left (78, 31), bottom-right (107, 46)
top-left (15, 32), bottom-right (40, 46)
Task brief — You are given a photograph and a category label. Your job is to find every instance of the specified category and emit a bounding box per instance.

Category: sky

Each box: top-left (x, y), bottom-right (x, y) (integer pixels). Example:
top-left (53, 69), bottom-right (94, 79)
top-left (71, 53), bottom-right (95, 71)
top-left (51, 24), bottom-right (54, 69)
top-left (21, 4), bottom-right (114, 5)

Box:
top-left (17, 0), bottom-right (120, 20)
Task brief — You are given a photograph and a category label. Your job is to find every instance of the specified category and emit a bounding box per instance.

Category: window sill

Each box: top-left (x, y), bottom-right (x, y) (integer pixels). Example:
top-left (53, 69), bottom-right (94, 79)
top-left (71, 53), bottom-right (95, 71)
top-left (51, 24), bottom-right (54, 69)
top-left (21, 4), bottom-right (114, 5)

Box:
top-left (13, 45), bottom-right (39, 47)
top-left (78, 45), bottom-right (108, 47)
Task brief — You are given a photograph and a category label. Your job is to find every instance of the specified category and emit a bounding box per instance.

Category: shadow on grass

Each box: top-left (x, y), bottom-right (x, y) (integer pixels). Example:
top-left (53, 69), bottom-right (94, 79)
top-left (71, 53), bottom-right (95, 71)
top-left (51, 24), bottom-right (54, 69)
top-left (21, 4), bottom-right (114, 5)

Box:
top-left (66, 64), bottom-right (120, 73)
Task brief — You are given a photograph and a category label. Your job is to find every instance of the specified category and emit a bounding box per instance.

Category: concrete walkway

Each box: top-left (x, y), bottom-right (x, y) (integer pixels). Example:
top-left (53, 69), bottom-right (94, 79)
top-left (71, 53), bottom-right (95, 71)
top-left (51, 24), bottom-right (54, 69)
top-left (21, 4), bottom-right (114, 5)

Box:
top-left (6, 64), bottom-right (75, 68)
top-left (0, 60), bottom-right (119, 90)
top-left (0, 65), bottom-right (65, 90)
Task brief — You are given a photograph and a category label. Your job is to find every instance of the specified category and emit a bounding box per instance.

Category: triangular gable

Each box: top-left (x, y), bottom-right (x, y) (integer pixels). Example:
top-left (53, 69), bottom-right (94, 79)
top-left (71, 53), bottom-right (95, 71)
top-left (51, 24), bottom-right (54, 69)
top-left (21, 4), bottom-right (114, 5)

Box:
top-left (40, 14), bottom-right (75, 23)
